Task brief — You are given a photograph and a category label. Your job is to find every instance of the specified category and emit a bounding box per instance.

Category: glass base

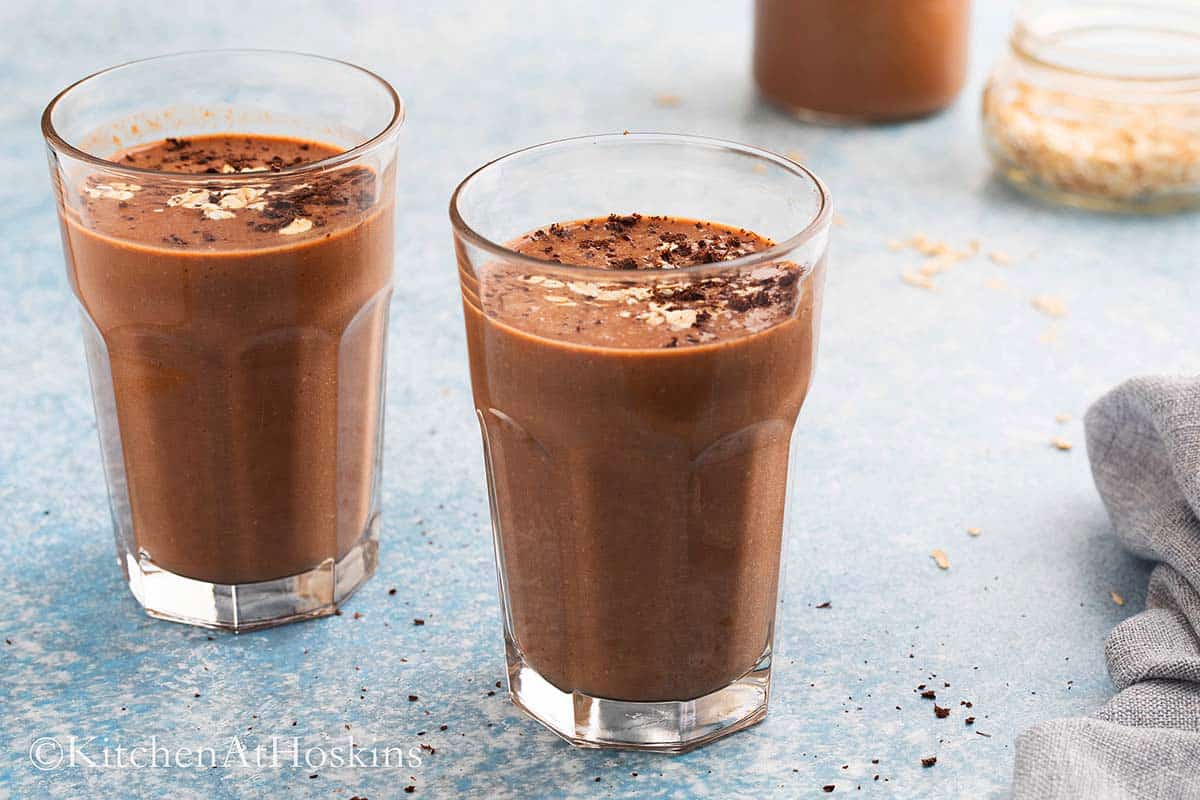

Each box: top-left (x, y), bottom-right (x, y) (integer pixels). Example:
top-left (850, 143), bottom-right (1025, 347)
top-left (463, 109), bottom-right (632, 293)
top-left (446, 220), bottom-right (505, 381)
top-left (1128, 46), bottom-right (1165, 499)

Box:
top-left (120, 515), bottom-right (380, 632)
top-left (505, 638), bottom-right (771, 753)
top-left (760, 93), bottom-right (945, 126)
top-left (986, 144), bottom-right (1200, 214)
top-left (998, 166), bottom-right (1200, 214)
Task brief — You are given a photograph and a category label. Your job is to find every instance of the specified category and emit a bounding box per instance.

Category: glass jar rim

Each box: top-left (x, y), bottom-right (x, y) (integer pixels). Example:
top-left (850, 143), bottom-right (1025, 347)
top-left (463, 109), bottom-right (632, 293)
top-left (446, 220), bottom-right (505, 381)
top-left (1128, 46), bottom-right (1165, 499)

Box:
top-left (448, 132), bottom-right (832, 279)
top-left (41, 49), bottom-right (405, 184)
top-left (1011, 0), bottom-right (1200, 83)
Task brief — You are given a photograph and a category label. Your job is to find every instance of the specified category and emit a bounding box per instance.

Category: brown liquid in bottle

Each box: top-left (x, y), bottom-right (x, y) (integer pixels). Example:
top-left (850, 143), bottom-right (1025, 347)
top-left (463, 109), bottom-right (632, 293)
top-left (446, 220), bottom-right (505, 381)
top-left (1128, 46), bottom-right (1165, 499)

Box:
top-left (753, 0), bottom-right (972, 122)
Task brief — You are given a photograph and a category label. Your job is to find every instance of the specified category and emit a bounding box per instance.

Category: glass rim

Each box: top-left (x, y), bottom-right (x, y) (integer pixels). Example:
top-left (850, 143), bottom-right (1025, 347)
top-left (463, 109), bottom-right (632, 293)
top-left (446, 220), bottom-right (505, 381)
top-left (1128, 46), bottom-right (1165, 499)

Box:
top-left (448, 132), bottom-right (832, 279)
top-left (40, 49), bottom-right (405, 183)
top-left (1011, 0), bottom-right (1200, 83)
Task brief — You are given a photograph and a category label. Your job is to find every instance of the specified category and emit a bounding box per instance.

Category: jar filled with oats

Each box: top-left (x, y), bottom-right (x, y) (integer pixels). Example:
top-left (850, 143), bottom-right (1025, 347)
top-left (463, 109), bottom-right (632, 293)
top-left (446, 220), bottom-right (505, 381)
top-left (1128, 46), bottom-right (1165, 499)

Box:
top-left (982, 0), bottom-right (1200, 212)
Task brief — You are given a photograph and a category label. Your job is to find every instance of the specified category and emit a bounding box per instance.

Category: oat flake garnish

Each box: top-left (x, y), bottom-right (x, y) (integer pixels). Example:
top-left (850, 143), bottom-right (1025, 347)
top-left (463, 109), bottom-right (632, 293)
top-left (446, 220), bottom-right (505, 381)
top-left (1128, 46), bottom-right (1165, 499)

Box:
top-left (567, 281), bottom-right (649, 303)
top-left (167, 189), bottom-right (211, 209)
top-left (1111, 591), bottom-right (1125, 606)
top-left (967, 527), bottom-right (982, 537)
top-left (279, 217), bottom-right (313, 236)
top-left (648, 302), bottom-right (698, 332)
top-left (750, 266), bottom-right (784, 281)
top-left (218, 186), bottom-right (265, 210)
top-left (902, 271), bottom-right (936, 290)
top-left (85, 181), bottom-right (142, 201)
top-left (891, 234), bottom-right (979, 289)
top-left (1032, 295), bottom-right (1068, 318)
top-left (931, 549), bottom-right (950, 570)
top-left (1051, 436), bottom-right (1073, 451)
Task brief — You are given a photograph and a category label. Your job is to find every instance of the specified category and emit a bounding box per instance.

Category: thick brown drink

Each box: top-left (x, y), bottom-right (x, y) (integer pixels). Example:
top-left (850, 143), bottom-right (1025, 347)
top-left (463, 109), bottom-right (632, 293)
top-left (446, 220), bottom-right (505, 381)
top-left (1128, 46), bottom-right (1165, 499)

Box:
top-left (462, 214), bottom-right (820, 702)
top-left (59, 134), bottom-right (393, 587)
top-left (754, 0), bottom-right (972, 121)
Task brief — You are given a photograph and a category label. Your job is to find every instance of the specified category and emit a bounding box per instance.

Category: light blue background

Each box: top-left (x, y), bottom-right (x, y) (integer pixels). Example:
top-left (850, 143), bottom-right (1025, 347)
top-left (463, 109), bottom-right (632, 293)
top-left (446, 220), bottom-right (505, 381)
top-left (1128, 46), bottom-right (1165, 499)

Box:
top-left (2, 1), bottom-right (1198, 797)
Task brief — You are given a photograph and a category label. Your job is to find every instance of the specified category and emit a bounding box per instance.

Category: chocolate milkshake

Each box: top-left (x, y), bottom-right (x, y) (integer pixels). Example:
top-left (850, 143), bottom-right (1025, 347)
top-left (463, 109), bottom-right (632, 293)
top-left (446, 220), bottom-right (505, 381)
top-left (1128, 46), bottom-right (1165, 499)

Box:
top-left (55, 134), bottom-right (394, 624)
top-left (462, 215), bottom-right (822, 702)
top-left (453, 133), bottom-right (830, 750)
top-left (43, 52), bottom-right (403, 630)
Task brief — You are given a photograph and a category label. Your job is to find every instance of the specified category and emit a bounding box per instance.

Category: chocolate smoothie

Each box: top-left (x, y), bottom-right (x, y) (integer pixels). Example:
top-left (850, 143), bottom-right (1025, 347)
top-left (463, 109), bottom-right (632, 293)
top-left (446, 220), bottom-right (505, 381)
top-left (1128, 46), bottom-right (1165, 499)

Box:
top-left (754, 0), bottom-right (971, 121)
top-left (462, 214), bottom-right (821, 702)
top-left (59, 135), bottom-right (393, 585)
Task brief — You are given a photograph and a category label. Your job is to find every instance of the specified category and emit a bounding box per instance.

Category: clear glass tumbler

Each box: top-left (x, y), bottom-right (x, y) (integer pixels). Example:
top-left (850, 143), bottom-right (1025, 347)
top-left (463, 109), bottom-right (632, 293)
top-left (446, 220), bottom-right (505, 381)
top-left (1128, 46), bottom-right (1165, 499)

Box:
top-left (451, 133), bottom-right (831, 751)
top-left (42, 51), bottom-right (403, 630)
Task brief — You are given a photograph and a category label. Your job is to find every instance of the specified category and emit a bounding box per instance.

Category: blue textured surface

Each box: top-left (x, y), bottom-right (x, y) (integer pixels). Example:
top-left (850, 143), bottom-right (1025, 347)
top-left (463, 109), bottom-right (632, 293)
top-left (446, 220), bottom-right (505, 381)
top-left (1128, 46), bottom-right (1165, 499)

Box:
top-left (2, 1), bottom-right (1199, 797)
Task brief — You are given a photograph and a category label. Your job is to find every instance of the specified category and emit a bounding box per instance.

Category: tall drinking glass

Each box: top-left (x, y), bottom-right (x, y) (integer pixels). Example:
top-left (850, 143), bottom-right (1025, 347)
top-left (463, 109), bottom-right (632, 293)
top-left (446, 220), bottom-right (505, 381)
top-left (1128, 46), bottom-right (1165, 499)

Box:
top-left (451, 133), bottom-right (830, 750)
top-left (42, 51), bottom-right (403, 630)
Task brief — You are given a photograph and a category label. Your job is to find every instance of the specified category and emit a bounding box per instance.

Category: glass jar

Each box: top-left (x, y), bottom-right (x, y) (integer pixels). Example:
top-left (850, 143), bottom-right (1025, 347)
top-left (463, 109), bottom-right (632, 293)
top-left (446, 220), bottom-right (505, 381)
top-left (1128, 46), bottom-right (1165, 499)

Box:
top-left (753, 0), bottom-right (972, 122)
top-left (982, 0), bottom-right (1200, 212)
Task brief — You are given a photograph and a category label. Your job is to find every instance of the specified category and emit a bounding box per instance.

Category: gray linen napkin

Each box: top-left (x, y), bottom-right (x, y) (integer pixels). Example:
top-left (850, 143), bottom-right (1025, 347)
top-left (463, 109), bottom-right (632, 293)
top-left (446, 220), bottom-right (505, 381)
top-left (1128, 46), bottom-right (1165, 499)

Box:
top-left (1012, 376), bottom-right (1200, 799)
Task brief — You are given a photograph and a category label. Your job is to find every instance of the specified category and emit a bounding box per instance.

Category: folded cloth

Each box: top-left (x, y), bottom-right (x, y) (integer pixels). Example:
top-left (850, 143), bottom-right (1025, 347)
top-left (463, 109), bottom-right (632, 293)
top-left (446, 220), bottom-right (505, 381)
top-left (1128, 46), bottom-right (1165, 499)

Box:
top-left (1012, 376), bottom-right (1200, 799)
